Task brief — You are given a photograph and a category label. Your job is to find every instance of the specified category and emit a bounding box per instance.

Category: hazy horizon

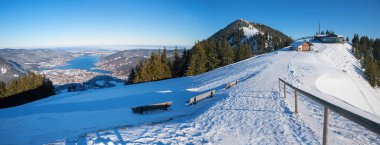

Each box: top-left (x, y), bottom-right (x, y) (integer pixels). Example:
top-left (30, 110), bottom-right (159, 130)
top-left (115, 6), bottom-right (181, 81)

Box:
top-left (0, 44), bottom-right (191, 50)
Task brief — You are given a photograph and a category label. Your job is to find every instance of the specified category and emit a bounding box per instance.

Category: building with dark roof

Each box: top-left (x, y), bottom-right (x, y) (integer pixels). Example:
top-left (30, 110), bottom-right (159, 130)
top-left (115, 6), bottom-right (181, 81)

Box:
top-left (314, 34), bottom-right (345, 43)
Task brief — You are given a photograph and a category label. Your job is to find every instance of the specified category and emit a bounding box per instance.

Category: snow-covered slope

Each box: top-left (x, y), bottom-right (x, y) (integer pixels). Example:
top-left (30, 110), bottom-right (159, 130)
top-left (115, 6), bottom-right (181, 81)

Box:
top-left (241, 25), bottom-right (260, 37)
top-left (0, 43), bottom-right (379, 144)
top-left (0, 56), bottom-right (27, 82)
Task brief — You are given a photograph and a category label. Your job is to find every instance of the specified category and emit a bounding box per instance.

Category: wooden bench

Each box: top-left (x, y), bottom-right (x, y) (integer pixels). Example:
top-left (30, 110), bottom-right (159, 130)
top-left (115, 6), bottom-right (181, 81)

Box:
top-left (187, 90), bottom-right (216, 105)
top-left (132, 101), bottom-right (173, 114)
top-left (225, 80), bottom-right (238, 89)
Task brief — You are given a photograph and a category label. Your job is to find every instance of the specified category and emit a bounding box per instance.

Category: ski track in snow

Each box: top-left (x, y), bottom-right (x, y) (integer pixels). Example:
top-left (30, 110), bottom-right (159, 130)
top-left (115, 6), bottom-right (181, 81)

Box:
top-left (1, 43), bottom-right (380, 144)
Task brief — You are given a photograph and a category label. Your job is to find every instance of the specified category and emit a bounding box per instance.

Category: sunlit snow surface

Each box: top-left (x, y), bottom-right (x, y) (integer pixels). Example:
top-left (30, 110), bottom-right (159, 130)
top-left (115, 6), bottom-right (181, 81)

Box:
top-left (242, 26), bottom-right (260, 37)
top-left (0, 43), bottom-right (379, 144)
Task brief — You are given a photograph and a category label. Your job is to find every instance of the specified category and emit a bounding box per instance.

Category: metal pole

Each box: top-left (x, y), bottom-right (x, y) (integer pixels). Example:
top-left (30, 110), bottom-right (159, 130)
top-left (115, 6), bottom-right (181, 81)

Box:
top-left (283, 83), bottom-right (286, 98)
top-left (279, 80), bottom-right (281, 97)
top-left (322, 107), bottom-right (330, 145)
top-left (295, 90), bottom-right (298, 114)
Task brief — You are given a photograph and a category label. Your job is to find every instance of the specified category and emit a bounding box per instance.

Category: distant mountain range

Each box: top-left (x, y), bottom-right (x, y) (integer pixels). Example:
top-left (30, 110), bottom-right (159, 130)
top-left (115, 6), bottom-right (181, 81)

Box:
top-left (97, 49), bottom-right (182, 77)
top-left (0, 19), bottom-right (293, 83)
top-left (0, 48), bottom-right (70, 70)
top-left (98, 19), bottom-right (293, 78)
top-left (0, 56), bottom-right (27, 83)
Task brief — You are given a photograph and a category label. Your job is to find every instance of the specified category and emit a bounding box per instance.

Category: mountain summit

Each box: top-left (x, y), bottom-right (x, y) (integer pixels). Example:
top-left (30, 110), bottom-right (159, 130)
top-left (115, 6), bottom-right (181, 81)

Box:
top-left (210, 19), bottom-right (292, 53)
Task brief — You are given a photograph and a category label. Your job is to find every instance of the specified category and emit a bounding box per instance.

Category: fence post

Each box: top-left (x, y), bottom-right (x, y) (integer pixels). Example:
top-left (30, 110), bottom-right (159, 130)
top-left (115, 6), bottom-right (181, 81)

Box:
top-left (164, 103), bottom-right (168, 110)
top-left (283, 83), bottom-right (286, 98)
top-left (322, 107), bottom-right (330, 145)
top-left (139, 107), bottom-right (144, 114)
top-left (294, 90), bottom-right (298, 114)
top-left (279, 80), bottom-right (281, 97)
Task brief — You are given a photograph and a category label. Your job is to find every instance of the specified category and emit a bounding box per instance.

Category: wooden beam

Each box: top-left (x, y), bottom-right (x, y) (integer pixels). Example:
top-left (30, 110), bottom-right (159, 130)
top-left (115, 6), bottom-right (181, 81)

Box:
top-left (323, 107), bottom-right (330, 145)
top-left (279, 80), bottom-right (281, 97)
top-left (131, 101), bottom-right (173, 114)
top-left (187, 90), bottom-right (216, 105)
top-left (295, 90), bottom-right (298, 114)
top-left (283, 83), bottom-right (286, 98)
top-left (225, 80), bottom-right (238, 89)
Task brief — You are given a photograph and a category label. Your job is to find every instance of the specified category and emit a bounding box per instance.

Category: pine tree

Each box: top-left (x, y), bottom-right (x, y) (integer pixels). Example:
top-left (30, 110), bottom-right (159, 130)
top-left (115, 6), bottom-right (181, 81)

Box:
top-left (352, 34), bottom-right (361, 59)
top-left (127, 68), bottom-right (136, 84)
top-left (373, 39), bottom-right (380, 62)
top-left (238, 42), bottom-right (252, 61)
top-left (180, 48), bottom-right (190, 76)
top-left (256, 34), bottom-right (266, 53)
top-left (0, 81), bottom-right (6, 98)
top-left (186, 43), bottom-right (207, 76)
top-left (160, 48), bottom-right (172, 79)
top-left (133, 60), bottom-right (149, 83)
top-left (161, 47), bottom-right (168, 64)
top-left (205, 39), bottom-right (219, 70)
top-left (364, 58), bottom-right (379, 87)
top-left (148, 52), bottom-right (160, 80)
top-left (359, 36), bottom-right (371, 57)
top-left (235, 44), bottom-right (244, 62)
top-left (218, 39), bottom-right (234, 66)
top-left (67, 85), bottom-right (73, 92)
top-left (171, 47), bottom-right (182, 77)
top-left (326, 30), bottom-right (331, 35)
top-left (1, 72), bottom-right (55, 99)
top-left (43, 78), bottom-right (55, 96)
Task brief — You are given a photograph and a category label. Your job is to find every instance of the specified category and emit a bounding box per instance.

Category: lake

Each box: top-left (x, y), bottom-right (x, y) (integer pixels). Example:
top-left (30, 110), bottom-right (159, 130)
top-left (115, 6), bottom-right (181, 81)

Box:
top-left (55, 55), bottom-right (111, 74)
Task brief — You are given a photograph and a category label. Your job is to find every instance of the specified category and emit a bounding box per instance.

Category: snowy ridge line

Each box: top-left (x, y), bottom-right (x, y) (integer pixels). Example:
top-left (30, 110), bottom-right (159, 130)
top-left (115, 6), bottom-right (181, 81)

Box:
top-left (279, 78), bottom-right (380, 135)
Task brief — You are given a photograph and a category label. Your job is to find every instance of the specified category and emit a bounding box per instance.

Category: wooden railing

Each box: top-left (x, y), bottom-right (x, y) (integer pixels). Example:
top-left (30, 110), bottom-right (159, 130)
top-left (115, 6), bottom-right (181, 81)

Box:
top-left (279, 78), bottom-right (380, 145)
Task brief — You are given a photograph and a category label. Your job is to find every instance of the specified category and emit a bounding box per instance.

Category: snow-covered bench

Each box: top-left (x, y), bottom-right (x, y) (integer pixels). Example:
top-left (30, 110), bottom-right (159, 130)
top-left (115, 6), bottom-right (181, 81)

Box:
top-left (187, 90), bottom-right (216, 105)
top-left (132, 101), bottom-right (173, 114)
top-left (225, 80), bottom-right (238, 89)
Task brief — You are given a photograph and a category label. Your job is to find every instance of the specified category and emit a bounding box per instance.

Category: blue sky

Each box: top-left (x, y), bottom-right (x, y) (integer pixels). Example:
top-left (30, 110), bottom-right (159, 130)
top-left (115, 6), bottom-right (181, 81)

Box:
top-left (0, 0), bottom-right (379, 48)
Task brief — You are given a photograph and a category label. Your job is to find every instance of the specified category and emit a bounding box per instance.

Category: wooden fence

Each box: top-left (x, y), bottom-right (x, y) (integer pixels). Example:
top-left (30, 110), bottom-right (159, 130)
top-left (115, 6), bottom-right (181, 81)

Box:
top-left (279, 78), bottom-right (380, 145)
top-left (187, 90), bottom-right (216, 105)
top-left (132, 101), bottom-right (173, 114)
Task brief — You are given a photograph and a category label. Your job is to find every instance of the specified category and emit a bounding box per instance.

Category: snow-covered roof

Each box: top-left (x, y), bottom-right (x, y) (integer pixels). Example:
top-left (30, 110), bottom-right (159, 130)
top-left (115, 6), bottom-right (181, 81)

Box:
top-left (315, 34), bottom-right (344, 38)
top-left (315, 34), bottom-right (327, 37)
top-left (291, 41), bottom-right (313, 47)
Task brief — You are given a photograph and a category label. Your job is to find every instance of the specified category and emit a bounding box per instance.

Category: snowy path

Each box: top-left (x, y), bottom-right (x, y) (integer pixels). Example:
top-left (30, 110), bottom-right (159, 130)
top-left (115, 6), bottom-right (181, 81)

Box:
top-left (71, 46), bottom-right (379, 144)
top-left (80, 70), bottom-right (321, 144)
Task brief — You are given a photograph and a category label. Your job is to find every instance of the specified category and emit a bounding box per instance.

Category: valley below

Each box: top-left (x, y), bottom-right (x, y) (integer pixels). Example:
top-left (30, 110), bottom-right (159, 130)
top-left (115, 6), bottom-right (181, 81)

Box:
top-left (0, 48), bottom-right (178, 89)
